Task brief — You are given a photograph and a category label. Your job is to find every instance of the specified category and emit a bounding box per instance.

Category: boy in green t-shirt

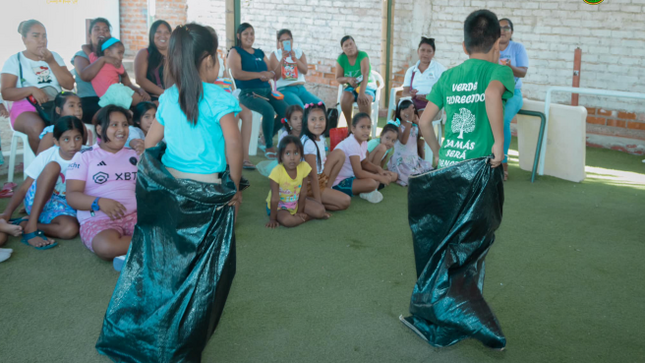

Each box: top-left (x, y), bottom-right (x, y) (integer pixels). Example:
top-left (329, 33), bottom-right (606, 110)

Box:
top-left (420, 10), bottom-right (515, 169)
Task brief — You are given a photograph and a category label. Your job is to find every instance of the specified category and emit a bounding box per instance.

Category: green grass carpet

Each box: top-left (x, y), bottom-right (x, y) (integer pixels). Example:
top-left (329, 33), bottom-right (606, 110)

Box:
top-left (1, 140), bottom-right (644, 362)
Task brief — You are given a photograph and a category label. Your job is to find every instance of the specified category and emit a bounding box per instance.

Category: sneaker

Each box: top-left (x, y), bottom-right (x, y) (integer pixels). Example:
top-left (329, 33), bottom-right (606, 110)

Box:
top-left (0, 250), bottom-right (11, 263)
top-left (113, 255), bottom-right (126, 272)
top-left (359, 190), bottom-right (383, 204)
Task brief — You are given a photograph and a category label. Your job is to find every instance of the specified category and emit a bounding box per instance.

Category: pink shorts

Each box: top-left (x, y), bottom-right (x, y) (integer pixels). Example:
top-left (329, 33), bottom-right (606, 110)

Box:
top-left (9, 99), bottom-right (37, 128)
top-left (80, 213), bottom-right (137, 252)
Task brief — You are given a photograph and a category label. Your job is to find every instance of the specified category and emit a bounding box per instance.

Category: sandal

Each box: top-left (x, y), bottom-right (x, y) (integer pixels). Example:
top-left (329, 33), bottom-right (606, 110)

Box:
top-left (264, 152), bottom-right (277, 160)
top-left (9, 217), bottom-right (29, 226)
top-left (21, 230), bottom-right (58, 250)
top-left (243, 160), bottom-right (256, 170)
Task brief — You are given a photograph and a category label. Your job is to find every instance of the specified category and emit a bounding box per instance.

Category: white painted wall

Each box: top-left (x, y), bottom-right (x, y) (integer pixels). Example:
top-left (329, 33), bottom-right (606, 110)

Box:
top-left (0, 0), bottom-right (120, 69)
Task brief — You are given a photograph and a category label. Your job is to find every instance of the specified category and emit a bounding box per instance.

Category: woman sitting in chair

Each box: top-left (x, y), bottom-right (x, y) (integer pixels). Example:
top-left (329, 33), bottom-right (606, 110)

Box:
top-left (335, 36), bottom-right (377, 125)
top-left (402, 36), bottom-right (446, 112)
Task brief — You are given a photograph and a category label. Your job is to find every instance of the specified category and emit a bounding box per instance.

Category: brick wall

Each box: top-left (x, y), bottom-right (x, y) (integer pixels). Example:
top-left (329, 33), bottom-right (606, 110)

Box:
top-left (119, 0), bottom-right (187, 57)
top-left (393, 0), bottom-right (645, 139)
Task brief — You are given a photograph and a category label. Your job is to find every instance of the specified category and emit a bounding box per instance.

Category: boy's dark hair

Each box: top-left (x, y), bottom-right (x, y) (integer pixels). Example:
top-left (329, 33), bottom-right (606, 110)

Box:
top-left (18, 20), bottom-right (44, 38)
top-left (235, 23), bottom-right (254, 47)
top-left (464, 10), bottom-right (501, 54)
top-left (301, 103), bottom-right (328, 170)
top-left (96, 37), bottom-right (123, 57)
top-left (53, 116), bottom-right (85, 142)
top-left (283, 104), bottom-right (304, 134)
top-left (94, 105), bottom-right (132, 143)
top-left (132, 101), bottom-right (157, 129)
top-left (51, 91), bottom-right (80, 124)
top-left (380, 123), bottom-right (399, 138)
top-left (277, 135), bottom-right (304, 164)
top-left (394, 100), bottom-right (418, 122)
top-left (166, 23), bottom-right (218, 125)
top-left (419, 36), bottom-right (436, 52)
top-left (277, 29), bottom-right (293, 42)
top-left (348, 112), bottom-right (370, 137)
top-left (147, 20), bottom-right (171, 87)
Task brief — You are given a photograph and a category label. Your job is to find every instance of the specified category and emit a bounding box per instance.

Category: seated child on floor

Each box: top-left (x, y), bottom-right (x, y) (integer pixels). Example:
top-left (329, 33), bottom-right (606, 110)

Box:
top-left (388, 99), bottom-right (434, 186)
top-left (257, 104), bottom-right (303, 177)
top-left (37, 92), bottom-right (91, 154)
top-left (300, 102), bottom-right (350, 211)
top-left (332, 113), bottom-right (398, 204)
top-left (126, 101), bottom-right (157, 154)
top-left (0, 116), bottom-right (86, 250)
top-left (266, 136), bottom-right (329, 229)
top-left (88, 38), bottom-right (150, 109)
top-left (367, 122), bottom-right (398, 169)
top-left (66, 105), bottom-right (140, 261)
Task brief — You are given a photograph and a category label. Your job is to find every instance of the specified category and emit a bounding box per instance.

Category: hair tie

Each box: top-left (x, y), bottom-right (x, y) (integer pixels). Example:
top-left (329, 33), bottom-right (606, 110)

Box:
top-left (318, 102), bottom-right (323, 106)
top-left (281, 118), bottom-right (287, 124)
top-left (387, 119), bottom-right (401, 127)
top-left (101, 37), bottom-right (120, 51)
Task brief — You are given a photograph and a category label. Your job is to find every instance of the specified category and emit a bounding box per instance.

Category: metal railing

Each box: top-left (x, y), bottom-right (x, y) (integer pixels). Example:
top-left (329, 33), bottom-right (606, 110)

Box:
top-left (541, 87), bottom-right (645, 175)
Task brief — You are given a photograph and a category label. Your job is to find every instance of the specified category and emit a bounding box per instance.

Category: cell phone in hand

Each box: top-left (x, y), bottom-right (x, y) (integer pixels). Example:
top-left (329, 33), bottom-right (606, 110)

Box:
top-left (283, 40), bottom-right (291, 52)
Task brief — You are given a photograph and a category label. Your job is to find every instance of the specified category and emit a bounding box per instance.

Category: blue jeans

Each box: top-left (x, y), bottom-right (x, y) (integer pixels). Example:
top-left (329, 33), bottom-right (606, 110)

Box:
top-left (278, 84), bottom-right (323, 108)
top-left (503, 88), bottom-right (523, 163)
top-left (238, 88), bottom-right (288, 149)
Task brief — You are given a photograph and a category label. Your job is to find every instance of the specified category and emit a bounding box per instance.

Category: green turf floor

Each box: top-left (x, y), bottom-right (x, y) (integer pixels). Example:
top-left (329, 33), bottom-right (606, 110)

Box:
top-left (1, 140), bottom-right (644, 363)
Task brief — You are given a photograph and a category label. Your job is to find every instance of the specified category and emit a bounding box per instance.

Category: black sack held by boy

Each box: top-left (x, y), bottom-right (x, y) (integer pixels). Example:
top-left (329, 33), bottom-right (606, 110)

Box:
top-left (402, 157), bottom-right (506, 349)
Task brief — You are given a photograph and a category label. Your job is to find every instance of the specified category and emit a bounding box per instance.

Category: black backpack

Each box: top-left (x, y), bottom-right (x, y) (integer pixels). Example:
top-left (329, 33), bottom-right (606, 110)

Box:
top-left (325, 104), bottom-right (339, 137)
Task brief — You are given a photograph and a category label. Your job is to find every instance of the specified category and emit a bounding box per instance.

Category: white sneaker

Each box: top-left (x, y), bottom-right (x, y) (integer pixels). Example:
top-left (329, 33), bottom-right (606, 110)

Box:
top-left (113, 255), bottom-right (126, 272)
top-left (0, 248), bottom-right (13, 254)
top-left (0, 250), bottom-right (11, 263)
top-left (359, 190), bottom-right (384, 204)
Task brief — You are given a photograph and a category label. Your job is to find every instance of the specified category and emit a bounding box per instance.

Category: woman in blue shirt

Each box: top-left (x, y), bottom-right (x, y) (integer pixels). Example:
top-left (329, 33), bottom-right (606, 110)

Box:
top-left (498, 18), bottom-right (529, 180)
top-left (228, 23), bottom-right (288, 159)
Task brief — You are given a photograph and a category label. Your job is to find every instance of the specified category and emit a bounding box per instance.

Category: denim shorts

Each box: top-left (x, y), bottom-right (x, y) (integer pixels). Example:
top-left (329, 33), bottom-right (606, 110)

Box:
top-left (344, 86), bottom-right (376, 101)
top-left (332, 177), bottom-right (356, 197)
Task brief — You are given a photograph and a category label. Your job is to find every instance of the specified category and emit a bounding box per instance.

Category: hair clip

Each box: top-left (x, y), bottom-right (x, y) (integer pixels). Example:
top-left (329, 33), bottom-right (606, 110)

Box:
top-left (388, 119), bottom-right (401, 127)
top-left (398, 97), bottom-right (414, 108)
top-left (281, 118), bottom-right (287, 124)
top-left (304, 104), bottom-right (310, 109)
top-left (317, 102), bottom-right (323, 106)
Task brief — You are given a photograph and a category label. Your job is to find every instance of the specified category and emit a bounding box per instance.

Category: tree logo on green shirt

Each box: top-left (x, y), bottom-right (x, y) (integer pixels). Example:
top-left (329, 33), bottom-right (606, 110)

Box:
top-left (582, 0), bottom-right (604, 4)
top-left (452, 108), bottom-right (476, 139)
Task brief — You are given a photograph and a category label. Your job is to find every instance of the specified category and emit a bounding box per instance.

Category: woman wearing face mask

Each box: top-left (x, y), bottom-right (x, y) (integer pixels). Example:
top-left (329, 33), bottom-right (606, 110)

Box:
top-left (72, 17), bottom-right (113, 124)
top-left (228, 23), bottom-right (288, 160)
top-left (402, 37), bottom-right (447, 112)
top-left (498, 18), bottom-right (529, 181)
top-left (134, 19), bottom-right (172, 102)
top-left (268, 29), bottom-right (323, 108)
top-left (1, 19), bottom-right (75, 153)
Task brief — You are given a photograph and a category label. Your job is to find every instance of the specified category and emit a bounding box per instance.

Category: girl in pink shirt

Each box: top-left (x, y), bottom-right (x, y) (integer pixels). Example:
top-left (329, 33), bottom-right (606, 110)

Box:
top-left (88, 38), bottom-right (150, 110)
top-left (66, 105), bottom-right (139, 260)
top-left (332, 113), bottom-right (397, 204)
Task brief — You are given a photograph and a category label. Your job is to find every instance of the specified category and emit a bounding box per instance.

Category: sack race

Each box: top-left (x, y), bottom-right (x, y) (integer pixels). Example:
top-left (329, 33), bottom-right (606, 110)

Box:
top-left (96, 145), bottom-right (245, 362)
top-left (401, 157), bottom-right (506, 349)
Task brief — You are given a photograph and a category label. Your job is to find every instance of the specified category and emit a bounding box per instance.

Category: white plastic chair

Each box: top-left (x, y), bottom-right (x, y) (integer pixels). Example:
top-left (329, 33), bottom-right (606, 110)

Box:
top-left (336, 71), bottom-right (385, 137)
top-left (227, 69), bottom-right (262, 156)
top-left (84, 123), bottom-right (97, 145)
top-left (3, 100), bottom-right (36, 183)
top-left (387, 86), bottom-right (405, 122)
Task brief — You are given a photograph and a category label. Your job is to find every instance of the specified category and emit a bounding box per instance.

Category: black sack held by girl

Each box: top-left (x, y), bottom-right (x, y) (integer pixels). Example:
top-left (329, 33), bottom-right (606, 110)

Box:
top-left (401, 156), bottom-right (506, 350)
top-left (96, 145), bottom-right (244, 362)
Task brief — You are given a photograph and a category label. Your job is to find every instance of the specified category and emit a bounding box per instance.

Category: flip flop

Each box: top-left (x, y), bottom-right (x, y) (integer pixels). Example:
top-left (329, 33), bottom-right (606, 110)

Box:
top-left (264, 152), bottom-right (277, 160)
top-left (21, 230), bottom-right (58, 250)
top-left (9, 217), bottom-right (29, 226)
top-left (243, 160), bottom-right (256, 170)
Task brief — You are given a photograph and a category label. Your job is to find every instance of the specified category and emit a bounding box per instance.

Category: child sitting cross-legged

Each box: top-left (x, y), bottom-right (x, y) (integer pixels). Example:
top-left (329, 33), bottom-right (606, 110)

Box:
top-left (0, 116), bottom-right (86, 250)
top-left (66, 105), bottom-right (139, 261)
top-left (265, 135), bottom-right (329, 228)
top-left (332, 113), bottom-right (398, 204)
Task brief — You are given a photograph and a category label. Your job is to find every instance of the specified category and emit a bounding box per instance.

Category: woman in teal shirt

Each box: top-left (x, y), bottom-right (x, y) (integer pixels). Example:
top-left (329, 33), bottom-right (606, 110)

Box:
top-left (335, 36), bottom-right (377, 125)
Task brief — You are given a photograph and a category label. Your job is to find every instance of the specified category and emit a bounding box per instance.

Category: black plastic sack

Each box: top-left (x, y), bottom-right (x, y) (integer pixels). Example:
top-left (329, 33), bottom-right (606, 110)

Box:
top-left (96, 145), bottom-right (245, 362)
top-left (401, 157), bottom-right (506, 349)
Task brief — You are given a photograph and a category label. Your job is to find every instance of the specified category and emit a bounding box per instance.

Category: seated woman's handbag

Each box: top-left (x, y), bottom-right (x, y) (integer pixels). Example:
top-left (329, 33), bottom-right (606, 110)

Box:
top-left (17, 53), bottom-right (58, 125)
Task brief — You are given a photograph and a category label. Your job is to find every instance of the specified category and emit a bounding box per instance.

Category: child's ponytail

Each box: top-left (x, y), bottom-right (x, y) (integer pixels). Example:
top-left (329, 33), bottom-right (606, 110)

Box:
top-left (166, 23), bottom-right (218, 125)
